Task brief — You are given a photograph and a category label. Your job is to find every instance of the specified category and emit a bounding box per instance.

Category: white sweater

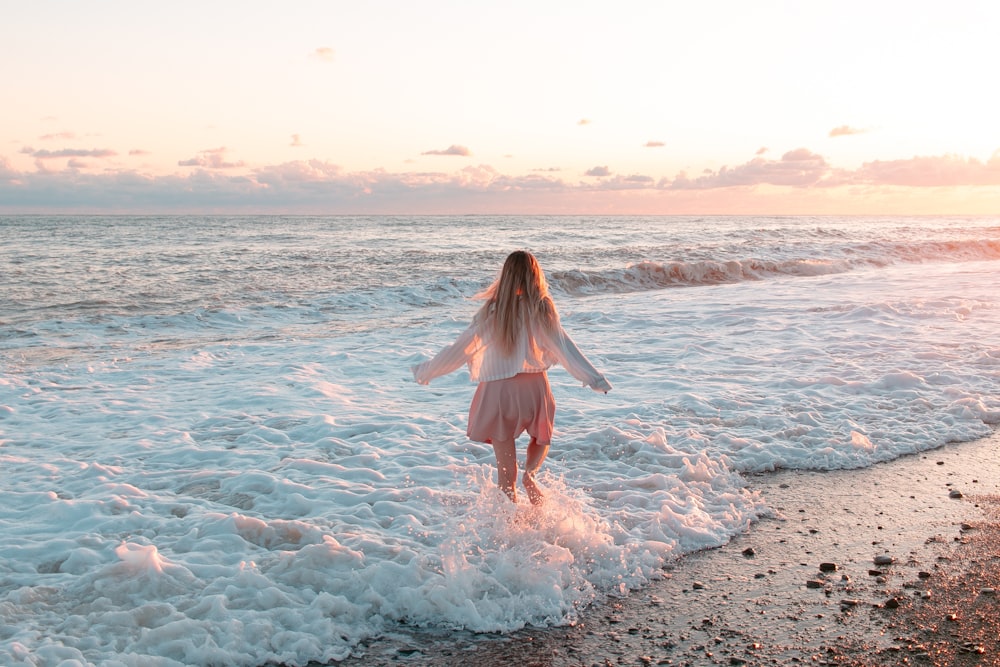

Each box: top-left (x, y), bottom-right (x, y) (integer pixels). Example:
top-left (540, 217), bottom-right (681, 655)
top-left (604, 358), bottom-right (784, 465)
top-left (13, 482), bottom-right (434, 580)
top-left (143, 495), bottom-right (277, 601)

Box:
top-left (412, 311), bottom-right (612, 392)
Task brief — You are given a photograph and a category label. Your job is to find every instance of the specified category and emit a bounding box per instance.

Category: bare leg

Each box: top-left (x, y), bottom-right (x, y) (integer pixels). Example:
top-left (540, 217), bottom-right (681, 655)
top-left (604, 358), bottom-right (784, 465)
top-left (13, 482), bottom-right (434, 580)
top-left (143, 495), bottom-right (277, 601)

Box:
top-left (491, 438), bottom-right (518, 503)
top-left (522, 436), bottom-right (550, 505)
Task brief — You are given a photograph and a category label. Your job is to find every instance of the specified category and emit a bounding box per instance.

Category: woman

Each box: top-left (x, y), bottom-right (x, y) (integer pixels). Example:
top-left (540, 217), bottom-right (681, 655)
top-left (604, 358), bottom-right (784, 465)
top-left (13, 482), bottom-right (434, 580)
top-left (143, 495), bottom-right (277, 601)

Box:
top-left (412, 250), bottom-right (612, 504)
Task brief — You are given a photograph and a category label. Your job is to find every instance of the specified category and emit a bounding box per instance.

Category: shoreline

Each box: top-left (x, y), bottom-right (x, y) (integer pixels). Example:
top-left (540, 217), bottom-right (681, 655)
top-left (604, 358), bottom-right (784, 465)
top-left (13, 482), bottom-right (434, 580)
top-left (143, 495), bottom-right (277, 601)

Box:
top-left (333, 429), bottom-right (1000, 666)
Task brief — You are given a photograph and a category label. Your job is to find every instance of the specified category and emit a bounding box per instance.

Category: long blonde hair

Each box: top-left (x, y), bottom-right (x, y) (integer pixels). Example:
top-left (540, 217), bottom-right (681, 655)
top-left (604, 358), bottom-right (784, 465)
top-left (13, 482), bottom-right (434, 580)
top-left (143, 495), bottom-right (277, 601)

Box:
top-left (476, 251), bottom-right (558, 354)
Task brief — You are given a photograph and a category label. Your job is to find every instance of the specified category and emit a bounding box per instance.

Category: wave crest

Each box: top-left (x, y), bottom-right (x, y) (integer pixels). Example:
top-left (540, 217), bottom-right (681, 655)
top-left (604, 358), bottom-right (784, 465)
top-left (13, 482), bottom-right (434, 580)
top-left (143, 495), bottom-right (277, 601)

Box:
top-left (552, 257), bottom-right (850, 294)
top-left (551, 237), bottom-right (1000, 295)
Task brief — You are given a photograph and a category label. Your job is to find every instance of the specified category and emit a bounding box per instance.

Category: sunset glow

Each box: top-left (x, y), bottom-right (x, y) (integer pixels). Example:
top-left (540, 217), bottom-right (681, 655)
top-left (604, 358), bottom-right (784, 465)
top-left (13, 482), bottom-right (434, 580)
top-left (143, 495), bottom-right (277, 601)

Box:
top-left (3, 0), bottom-right (999, 214)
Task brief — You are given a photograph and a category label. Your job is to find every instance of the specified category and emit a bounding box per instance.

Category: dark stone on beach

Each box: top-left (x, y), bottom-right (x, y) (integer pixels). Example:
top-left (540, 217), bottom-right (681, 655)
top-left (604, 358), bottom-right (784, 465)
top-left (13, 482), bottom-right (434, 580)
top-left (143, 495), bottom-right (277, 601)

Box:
top-left (884, 597), bottom-right (900, 609)
top-left (874, 555), bottom-right (895, 565)
top-left (918, 571), bottom-right (931, 579)
top-left (868, 569), bottom-right (882, 576)
top-left (692, 581), bottom-right (706, 590)
top-left (960, 643), bottom-right (987, 655)
top-left (819, 562), bottom-right (838, 572)
top-left (949, 489), bottom-right (964, 499)
top-left (742, 547), bottom-right (756, 558)
top-left (806, 579), bottom-right (825, 589)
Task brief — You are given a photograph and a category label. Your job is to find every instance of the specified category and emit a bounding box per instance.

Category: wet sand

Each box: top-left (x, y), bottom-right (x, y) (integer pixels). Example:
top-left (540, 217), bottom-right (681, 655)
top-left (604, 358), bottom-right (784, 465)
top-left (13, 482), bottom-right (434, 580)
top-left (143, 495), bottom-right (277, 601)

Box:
top-left (332, 430), bottom-right (1000, 666)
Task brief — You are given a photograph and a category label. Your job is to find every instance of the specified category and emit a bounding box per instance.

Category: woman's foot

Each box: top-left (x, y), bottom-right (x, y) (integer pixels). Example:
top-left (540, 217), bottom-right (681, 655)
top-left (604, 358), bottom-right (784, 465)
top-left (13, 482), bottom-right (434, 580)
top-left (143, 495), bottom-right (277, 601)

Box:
top-left (522, 472), bottom-right (544, 505)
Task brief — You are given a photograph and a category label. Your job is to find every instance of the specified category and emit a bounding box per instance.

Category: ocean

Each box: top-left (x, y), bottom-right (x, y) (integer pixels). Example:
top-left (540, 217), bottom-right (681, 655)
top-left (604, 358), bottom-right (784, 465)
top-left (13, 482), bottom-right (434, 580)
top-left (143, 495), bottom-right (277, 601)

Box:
top-left (1, 214), bottom-right (998, 666)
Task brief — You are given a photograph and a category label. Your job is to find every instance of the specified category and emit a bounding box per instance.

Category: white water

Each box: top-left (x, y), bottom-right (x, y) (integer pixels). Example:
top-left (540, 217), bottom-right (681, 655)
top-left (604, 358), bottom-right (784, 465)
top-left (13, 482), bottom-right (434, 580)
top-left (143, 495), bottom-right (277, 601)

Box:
top-left (1, 215), bottom-right (998, 666)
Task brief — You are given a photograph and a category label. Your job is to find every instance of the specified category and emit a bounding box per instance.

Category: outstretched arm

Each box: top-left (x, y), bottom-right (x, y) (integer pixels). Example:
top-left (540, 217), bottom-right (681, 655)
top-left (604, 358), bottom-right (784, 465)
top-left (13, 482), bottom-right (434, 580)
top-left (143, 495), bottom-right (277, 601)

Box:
top-left (411, 324), bottom-right (479, 385)
top-left (539, 323), bottom-right (612, 393)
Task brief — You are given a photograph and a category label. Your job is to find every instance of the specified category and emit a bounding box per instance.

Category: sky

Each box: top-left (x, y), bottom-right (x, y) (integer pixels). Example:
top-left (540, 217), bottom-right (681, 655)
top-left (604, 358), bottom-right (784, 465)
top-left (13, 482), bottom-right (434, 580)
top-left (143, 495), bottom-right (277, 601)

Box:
top-left (2, 0), bottom-right (999, 215)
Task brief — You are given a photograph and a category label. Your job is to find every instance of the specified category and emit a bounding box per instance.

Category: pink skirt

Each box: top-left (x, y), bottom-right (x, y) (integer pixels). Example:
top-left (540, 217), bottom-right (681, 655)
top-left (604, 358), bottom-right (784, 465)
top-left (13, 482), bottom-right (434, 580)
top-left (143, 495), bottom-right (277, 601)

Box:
top-left (467, 372), bottom-right (555, 445)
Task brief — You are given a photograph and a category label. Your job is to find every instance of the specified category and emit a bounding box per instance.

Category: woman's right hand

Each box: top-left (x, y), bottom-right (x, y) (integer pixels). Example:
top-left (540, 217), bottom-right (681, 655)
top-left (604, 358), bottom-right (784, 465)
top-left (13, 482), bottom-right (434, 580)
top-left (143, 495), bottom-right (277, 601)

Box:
top-left (591, 376), bottom-right (612, 393)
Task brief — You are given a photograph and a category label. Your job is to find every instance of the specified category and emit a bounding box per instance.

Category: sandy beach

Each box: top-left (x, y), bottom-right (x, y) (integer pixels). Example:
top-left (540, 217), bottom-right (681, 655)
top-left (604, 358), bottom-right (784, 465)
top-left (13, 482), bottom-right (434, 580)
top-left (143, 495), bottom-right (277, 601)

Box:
top-left (336, 429), bottom-right (1000, 666)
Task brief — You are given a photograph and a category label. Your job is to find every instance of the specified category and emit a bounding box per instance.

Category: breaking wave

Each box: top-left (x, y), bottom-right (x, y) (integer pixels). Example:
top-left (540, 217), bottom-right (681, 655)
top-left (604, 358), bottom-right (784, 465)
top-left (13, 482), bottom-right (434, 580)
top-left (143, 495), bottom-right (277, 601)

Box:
top-left (552, 237), bottom-right (1000, 295)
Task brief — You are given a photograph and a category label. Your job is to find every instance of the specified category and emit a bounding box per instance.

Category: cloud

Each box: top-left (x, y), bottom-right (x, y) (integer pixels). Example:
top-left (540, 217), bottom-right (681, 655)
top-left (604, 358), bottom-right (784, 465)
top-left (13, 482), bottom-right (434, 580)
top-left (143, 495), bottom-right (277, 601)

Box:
top-left (311, 47), bottom-right (335, 62)
top-left (290, 134), bottom-right (304, 147)
top-left (755, 147), bottom-right (769, 156)
top-left (829, 125), bottom-right (867, 138)
top-left (578, 118), bottom-right (591, 126)
top-left (0, 159), bottom-right (571, 213)
top-left (645, 141), bottom-right (665, 148)
top-left (421, 144), bottom-right (471, 157)
top-left (255, 159), bottom-right (343, 185)
top-left (22, 147), bottom-right (117, 159)
top-left (854, 151), bottom-right (1000, 186)
top-left (669, 148), bottom-right (837, 189)
top-left (587, 173), bottom-right (657, 190)
top-left (39, 131), bottom-right (77, 141)
top-left (129, 149), bottom-right (151, 156)
top-left (0, 165), bottom-right (267, 211)
top-left (178, 147), bottom-right (246, 169)
top-left (663, 148), bottom-right (1000, 190)
top-left (3, 149), bottom-right (999, 214)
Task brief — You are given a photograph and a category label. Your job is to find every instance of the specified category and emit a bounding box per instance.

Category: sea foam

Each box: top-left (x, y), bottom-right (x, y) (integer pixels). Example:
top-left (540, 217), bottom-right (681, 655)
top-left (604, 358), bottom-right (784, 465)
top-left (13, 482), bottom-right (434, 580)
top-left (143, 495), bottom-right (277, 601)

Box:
top-left (1, 215), bottom-right (998, 665)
